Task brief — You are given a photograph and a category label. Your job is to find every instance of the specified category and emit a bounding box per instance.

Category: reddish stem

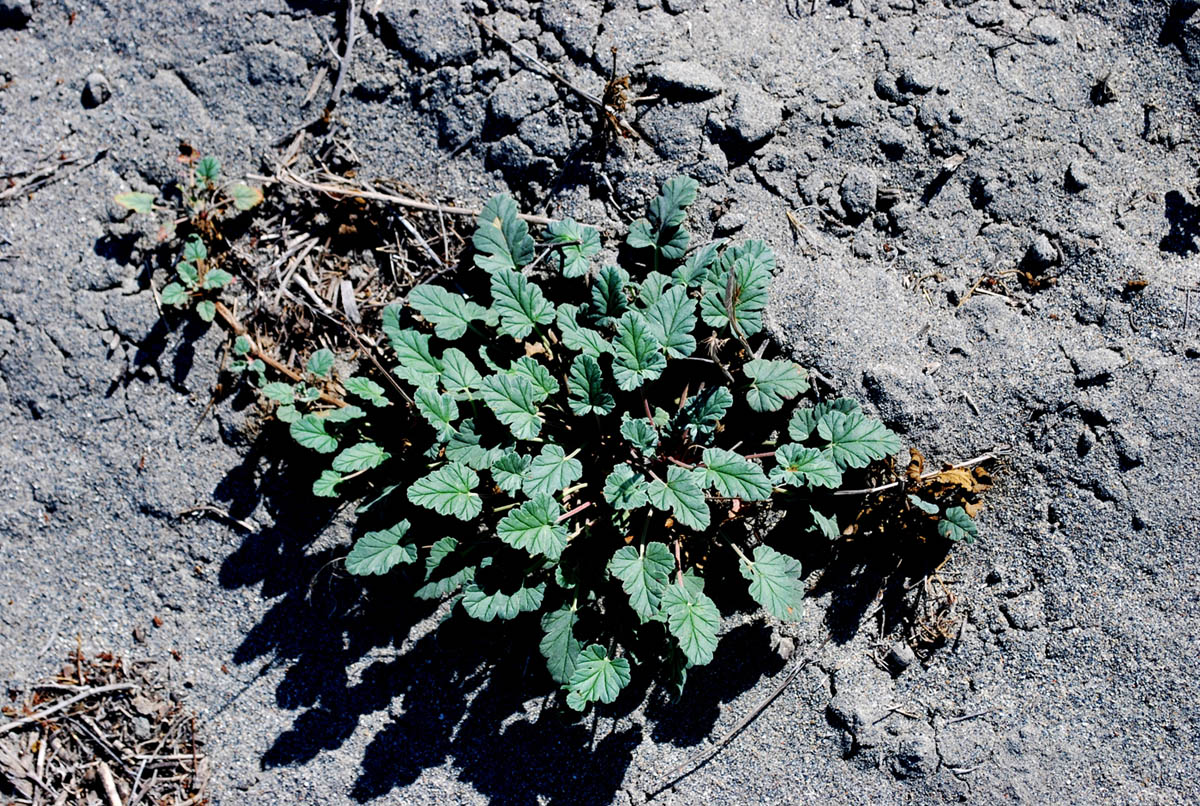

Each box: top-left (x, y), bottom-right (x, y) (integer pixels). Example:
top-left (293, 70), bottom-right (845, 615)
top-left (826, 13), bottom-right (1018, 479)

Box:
top-left (743, 451), bottom-right (775, 460)
top-left (666, 456), bottom-right (696, 469)
top-left (557, 501), bottom-right (592, 523)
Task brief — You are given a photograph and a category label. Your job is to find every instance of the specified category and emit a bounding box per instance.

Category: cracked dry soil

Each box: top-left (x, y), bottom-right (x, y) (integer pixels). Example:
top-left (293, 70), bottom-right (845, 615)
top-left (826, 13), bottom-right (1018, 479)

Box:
top-left (2, 0), bottom-right (1199, 803)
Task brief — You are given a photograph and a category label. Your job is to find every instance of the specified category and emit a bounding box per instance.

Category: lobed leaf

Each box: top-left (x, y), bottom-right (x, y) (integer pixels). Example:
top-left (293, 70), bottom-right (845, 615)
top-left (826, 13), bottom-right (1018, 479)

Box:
top-left (673, 239), bottom-right (723, 288)
top-left (788, 398), bottom-right (860, 441)
top-left (473, 194), bottom-right (535, 274)
top-left (440, 348), bottom-right (484, 398)
top-left (739, 545), bottom-right (804, 621)
top-left (626, 176), bottom-right (699, 261)
top-left (290, 415), bottom-right (338, 453)
top-left (229, 183), bottom-right (264, 211)
top-left (660, 576), bottom-right (720, 666)
top-left (196, 300), bottom-right (216, 322)
top-left (497, 494), bottom-right (568, 560)
top-left (540, 606), bottom-right (581, 685)
top-left (603, 465), bottom-right (650, 510)
top-left (492, 451), bottom-right (532, 494)
top-left (445, 420), bottom-right (505, 470)
top-left (938, 506), bottom-right (978, 543)
top-left (644, 285), bottom-right (697, 359)
top-left (608, 542), bottom-right (674, 622)
top-left (407, 462), bottom-right (482, 520)
top-left (307, 348), bottom-right (335, 378)
top-left (388, 327), bottom-right (443, 390)
top-left (414, 388), bottom-right (459, 441)
top-left (566, 355), bottom-right (615, 416)
top-left (331, 442), bottom-right (390, 473)
top-left (675, 386), bottom-right (733, 439)
top-left (743, 358), bottom-right (809, 413)
top-left (612, 311), bottom-right (667, 391)
top-left (480, 373), bottom-right (542, 440)
top-left (647, 466), bottom-right (710, 531)
top-left (508, 356), bottom-right (558, 401)
top-left (816, 409), bottom-right (901, 469)
top-left (160, 283), bottom-right (189, 306)
top-left (344, 376), bottom-right (390, 407)
top-left (408, 284), bottom-right (490, 340)
top-left (555, 304), bottom-right (611, 356)
top-left (490, 270), bottom-right (555, 340)
top-left (346, 521), bottom-right (417, 576)
top-left (772, 444), bottom-right (842, 488)
top-left (114, 191), bottom-right (156, 214)
top-left (699, 447), bottom-right (772, 500)
top-left (589, 265), bottom-right (630, 326)
top-left (809, 507), bottom-right (839, 540)
top-left (462, 580), bottom-right (546, 621)
top-left (619, 415), bottom-right (659, 457)
top-left (522, 444), bottom-right (583, 498)
top-left (567, 645), bottom-right (631, 710)
top-left (545, 219), bottom-right (601, 278)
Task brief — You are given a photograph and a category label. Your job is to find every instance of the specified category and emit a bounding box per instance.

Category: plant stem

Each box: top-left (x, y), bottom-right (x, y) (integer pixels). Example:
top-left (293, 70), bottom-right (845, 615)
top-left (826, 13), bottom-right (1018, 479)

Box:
top-left (213, 302), bottom-right (345, 408)
top-left (556, 501), bottom-right (592, 523)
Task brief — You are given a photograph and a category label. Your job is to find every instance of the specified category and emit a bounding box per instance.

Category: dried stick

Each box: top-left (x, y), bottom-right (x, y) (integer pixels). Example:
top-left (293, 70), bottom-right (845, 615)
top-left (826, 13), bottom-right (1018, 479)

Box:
top-left (97, 761), bottom-right (122, 806)
top-left (0, 683), bottom-right (138, 736)
top-left (264, 168), bottom-right (555, 225)
top-left (212, 302), bottom-right (345, 408)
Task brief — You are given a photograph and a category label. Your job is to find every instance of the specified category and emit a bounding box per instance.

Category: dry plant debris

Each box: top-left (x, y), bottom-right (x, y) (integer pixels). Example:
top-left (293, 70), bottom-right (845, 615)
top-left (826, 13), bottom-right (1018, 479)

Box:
top-left (0, 651), bottom-right (207, 806)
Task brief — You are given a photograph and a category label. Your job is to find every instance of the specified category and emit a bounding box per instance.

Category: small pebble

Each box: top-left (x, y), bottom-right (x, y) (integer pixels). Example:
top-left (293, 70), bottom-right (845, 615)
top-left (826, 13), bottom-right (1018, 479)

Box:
top-left (840, 167), bottom-right (878, 219)
top-left (1065, 159), bottom-right (1092, 191)
top-left (83, 71), bottom-right (111, 108)
top-left (887, 641), bottom-right (916, 672)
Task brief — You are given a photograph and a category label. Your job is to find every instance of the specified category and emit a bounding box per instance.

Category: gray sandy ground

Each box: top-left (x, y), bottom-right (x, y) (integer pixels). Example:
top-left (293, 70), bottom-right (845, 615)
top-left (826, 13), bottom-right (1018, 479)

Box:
top-left (2, 0), bottom-right (1199, 802)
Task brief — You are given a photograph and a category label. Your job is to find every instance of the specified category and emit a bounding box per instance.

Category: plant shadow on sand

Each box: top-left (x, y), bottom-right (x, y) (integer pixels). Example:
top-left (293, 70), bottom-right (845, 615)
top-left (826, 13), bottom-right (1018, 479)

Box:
top-left (210, 413), bottom-right (958, 804)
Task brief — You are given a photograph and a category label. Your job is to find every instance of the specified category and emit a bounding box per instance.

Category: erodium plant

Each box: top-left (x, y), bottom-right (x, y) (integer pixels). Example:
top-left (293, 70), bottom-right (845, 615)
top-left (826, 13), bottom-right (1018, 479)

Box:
top-left (254, 176), bottom-right (979, 710)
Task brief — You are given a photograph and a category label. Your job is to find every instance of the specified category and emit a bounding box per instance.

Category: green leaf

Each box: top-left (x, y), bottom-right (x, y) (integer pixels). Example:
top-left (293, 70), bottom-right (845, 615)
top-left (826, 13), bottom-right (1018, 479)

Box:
top-left (201, 268), bottom-right (233, 290)
top-left (612, 311), bottom-right (667, 391)
top-left (176, 262), bottom-right (199, 288)
top-left (425, 537), bottom-right (458, 579)
top-left (620, 415), bottom-right (659, 457)
top-left (409, 285), bottom-right (490, 340)
top-left (324, 404), bottom-right (365, 423)
top-left (196, 300), bottom-right (216, 322)
top-left (344, 376), bottom-right (390, 407)
top-left (909, 494), bottom-right (940, 515)
top-left (545, 218), bottom-right (601, 278)
top-left (635, 272), bottom-right (672, 307)
top-left (699, 447), bottom-right (772, 500)
top-left (462, 579), bottom-right (546, 621)
top-left (183, 237), bottom-right (207, 264)
top-left (522, 444), bottom-right (583, 498)
top-left (407, 462), bottom-right (482, 520)
top-left (473, 194), bottom-right (535, 274)
top-left (346, 521), bottom-right (417, 575)
top-left (566, 645), bottom-right (631, 711)
top-left (262, 381), bottom-right (295, 404)
top-left (625, 176), bottom-right (699, 261)
top-left (233, 335), bottom-right (251, 355)
top-left (700, 245), bottom-right (773, 337)
top-left (507, 356), bottom-right (558, 401)
top-left (660, 577), bottom-right (720, 666)
top-left (788, 398), bottom-right (860, 441)
top-left (675, 386), bottom-right (733, 438)
top-left (540, 606), bottom-right (581, 685)
top-left (445, 422), bottom-right (504, 471)
top-left (312, 470), bottom-right (342, 497)
top-left (673, 239), bottom-right (723, 287)
top-left (608, 542), bottom-right (674, 622)
top-left (772, 444), bottom-right (842, 488)
top-left (307, 348), bottom-right (335, 378)
top-left (743, 358), bottom-right (809, 413)
top-left (229, 182), bottom-right (264, 210)
top-left (644, 285), bottom-right (697, 359)
top-left (589, 265), bottom-right (630, 326)
top-left (566, 355), bottom-right (614, 416)
top-left (739, 545), bottom-right (804, 621)
top-left (603, 465), bottom-right (650, 510)
top-left (809, 507), bottom-right (839, 540)
top-left (389, 327), bottom-right (443, 390)
top-left (276, 404), bottom-right (301, 423)
top-left (194, 155), bottom-right (221, 185)
top-left (331, 442), bottom-right (390, 473)
top-left (290, 415), bottom-right (338, 453)
top-left (555, 304), bottom-right (611, 356)
top-left (647, 466), bottom-right (710, 531)
top-left (492, 450), bottom-right (531, 494)
top-left (414, 387), bottom-right (459, 441)
top-left (938, 506), bottom-right (978, 543)
top-left (490, 270), bottom-right (555, 340)
top-left (160, 283), bottom-right (189, 306)
top-left (497, 494), bottom-right (568, 560)
top-left (480, 373), bottom-right (542, 440)
top-left (114, 191), bottom-right (156, 214)
top-left (417, 538), bottom-right (475, 599)
top-left (816, 409), bottom-right (901, 469)
top-left (440, 348), bottom-right (484, 398)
